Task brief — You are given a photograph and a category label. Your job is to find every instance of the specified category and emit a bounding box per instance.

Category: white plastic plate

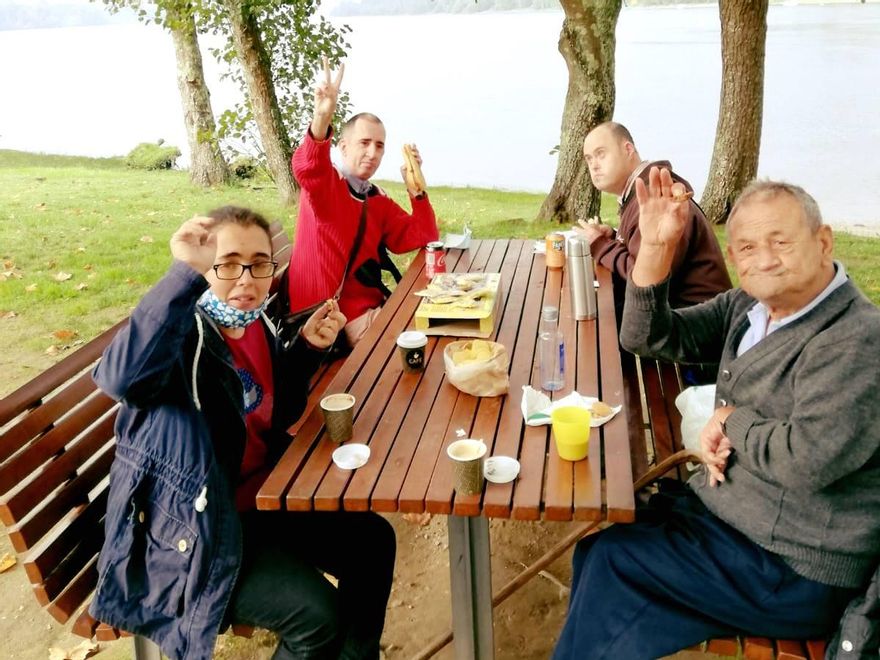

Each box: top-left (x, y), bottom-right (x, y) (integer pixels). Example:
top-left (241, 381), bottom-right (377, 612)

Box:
top-left (332, 443), bottom-right (370, 470)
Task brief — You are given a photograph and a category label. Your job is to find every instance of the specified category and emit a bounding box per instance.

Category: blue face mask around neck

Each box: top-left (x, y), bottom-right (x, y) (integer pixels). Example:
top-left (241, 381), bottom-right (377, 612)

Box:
top-left (197, 289), bottom-right (267, 329)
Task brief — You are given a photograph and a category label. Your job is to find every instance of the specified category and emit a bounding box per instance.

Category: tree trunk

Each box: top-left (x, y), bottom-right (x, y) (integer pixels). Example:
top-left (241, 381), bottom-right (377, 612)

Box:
top-left (222, 0), bottom-right (297, 205)
top-left (169, 9), bottom-right (230, 187)
top-left (700, 0), bottom-right (769, 225)
top-left (537, 0), bottom-right (622, 224)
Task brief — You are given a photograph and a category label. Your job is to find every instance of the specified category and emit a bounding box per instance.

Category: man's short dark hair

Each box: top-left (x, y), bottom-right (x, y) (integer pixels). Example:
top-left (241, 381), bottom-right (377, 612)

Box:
top-left (342, 112), bottom-right (384, 138)
top-left (592, 121), bottom-right (635, 147)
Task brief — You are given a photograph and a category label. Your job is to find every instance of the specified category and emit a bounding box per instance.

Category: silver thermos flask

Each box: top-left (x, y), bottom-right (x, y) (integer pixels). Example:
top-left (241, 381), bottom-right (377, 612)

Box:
top-left (567, 237), bottom-right (597, 320)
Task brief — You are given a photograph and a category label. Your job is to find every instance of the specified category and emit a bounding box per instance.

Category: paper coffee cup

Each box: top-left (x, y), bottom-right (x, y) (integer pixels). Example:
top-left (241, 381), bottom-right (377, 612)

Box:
top-left (320, 393), bottom-right (355, 443)
top-left (447, 438), bottom-right (487, 495)
top-left (396, 330), bottom-right (428, 373)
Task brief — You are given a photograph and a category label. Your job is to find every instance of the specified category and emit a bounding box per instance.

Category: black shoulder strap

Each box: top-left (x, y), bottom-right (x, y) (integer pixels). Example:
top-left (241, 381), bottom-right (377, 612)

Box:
top-left (335, 199), bottom-right (369, 299)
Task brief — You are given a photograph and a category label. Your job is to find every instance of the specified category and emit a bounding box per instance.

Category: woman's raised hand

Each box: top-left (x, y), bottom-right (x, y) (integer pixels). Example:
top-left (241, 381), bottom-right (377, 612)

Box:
top-left (170, 216), bottom-right (219, 275)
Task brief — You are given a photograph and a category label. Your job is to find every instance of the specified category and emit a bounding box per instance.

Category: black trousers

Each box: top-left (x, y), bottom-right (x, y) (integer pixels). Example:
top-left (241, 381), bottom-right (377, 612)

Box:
top-left (552, 483), bottom-right (857, 660)
top-left (228, 511), bottom-right (396, 660)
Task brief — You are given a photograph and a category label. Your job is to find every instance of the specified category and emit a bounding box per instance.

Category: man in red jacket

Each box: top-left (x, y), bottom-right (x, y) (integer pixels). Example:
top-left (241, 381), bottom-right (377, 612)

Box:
top-left (576, 122), bottom-right (731, 318)
top-left (287, 58), bottom-right (439, 346)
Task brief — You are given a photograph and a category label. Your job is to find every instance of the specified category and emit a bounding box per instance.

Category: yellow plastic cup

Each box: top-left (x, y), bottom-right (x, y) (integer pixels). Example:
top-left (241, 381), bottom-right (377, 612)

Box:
top-left (551, 406), bottom-right (592, 461)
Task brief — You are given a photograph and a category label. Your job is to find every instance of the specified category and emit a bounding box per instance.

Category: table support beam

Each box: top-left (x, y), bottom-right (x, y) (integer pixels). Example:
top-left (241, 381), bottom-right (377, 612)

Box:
top-left (448, 515), bottom-right (494, 660)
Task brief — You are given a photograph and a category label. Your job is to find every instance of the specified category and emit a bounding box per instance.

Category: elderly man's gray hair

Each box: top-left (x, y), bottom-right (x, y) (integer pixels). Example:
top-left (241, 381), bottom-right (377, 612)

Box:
top-left (728, 180), bottom-right (823, 233)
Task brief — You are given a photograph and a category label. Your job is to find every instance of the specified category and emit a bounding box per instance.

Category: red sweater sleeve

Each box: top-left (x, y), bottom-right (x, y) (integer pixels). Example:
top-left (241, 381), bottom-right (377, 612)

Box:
top-left (378, 193), bottom-right (440, 254)
top-left (291, 129), bottom-right (342, 225)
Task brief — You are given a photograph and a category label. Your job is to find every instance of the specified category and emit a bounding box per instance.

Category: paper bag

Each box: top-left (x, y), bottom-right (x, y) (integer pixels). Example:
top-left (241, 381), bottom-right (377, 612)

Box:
top-left (443, 340), bottom-right (509, 397)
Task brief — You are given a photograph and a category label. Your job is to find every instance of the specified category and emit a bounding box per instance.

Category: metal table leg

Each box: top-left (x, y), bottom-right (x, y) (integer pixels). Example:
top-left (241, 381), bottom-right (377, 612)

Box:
top-left (133, 635), bottom-right (162, 660)
top-left (447, 515), bottom-right (494, 660)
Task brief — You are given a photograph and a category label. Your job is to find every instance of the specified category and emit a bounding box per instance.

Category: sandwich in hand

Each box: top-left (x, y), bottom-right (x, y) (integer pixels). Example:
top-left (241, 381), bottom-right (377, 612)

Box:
top-left (402, 143), bottom-right (427, 195)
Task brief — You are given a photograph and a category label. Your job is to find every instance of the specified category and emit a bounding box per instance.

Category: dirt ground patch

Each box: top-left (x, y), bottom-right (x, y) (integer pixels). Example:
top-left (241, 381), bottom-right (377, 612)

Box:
top-left (1, 515), bottom-right (579, 659)
top-left (2, 516), bottom-right (713, 660)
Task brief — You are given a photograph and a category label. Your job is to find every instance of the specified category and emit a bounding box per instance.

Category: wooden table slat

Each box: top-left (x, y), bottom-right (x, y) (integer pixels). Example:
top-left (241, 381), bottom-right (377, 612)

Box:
top-left (544, 264), bottom-right (576, 521)
top-left (572, 304), bottom-right (602, 519)
top-left (510, 254), bottom-right (554, 520)
top-left (596, 267), bottom-right (636, 523)
top-left (481, 242), bottom-right (541, 518)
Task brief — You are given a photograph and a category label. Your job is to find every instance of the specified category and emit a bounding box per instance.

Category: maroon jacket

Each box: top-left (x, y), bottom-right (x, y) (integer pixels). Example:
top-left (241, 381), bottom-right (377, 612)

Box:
top-left (590, 160), bottom-right (731, 315)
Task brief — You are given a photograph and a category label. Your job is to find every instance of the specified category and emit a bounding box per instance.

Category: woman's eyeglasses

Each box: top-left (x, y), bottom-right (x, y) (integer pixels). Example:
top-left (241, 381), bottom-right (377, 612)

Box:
top-left (212, 261), bottom-right (278, 280)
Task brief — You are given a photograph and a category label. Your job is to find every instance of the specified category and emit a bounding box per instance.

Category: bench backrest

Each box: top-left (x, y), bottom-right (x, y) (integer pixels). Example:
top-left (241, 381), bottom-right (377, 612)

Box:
top-left (0, 220), bottom-right (293, 635)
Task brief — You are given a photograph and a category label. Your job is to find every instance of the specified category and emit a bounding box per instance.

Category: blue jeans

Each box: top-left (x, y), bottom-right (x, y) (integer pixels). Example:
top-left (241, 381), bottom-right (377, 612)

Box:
top-left (553, 483), bottom-right (857, 660)
top-left (228, 511), bottom-right (396, 660)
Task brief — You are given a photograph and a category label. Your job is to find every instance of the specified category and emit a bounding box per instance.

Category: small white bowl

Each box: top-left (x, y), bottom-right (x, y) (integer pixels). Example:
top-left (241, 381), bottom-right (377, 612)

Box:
top-left (332, 444), bottom-right (370, 470)
top-left (483, 456), bottom-right (520, 484)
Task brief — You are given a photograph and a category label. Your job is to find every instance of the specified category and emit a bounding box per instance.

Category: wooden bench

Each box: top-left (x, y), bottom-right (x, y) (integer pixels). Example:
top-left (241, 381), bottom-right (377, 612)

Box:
top-left (621, 351), bottom-right (827, 660)
top-left (0, 221), bottom-right (340, 658)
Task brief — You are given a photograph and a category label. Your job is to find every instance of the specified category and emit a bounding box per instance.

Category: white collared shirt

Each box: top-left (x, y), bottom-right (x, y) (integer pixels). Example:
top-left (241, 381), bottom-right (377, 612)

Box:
top-left (736, 261), bottom-right (848, 357)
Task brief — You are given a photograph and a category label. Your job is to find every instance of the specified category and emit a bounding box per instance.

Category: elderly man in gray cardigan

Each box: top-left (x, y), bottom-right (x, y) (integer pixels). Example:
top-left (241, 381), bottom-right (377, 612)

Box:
top-left (552, 171), bottom-right (880, 660)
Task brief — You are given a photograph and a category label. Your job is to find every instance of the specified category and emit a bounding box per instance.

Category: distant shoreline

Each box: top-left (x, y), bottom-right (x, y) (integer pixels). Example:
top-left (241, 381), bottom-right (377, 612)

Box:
top-left (2, 0), bottom-right (877, 31)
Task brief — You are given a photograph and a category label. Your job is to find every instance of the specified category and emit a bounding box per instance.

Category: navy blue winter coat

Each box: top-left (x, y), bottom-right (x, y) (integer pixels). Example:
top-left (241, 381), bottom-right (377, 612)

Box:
top-left (90, 261), bottom-right (324, 660)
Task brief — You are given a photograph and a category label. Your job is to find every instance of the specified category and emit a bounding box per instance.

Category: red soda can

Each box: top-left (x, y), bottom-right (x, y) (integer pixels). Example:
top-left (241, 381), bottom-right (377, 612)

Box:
top-left (425, 241), bottom-right (446, 278)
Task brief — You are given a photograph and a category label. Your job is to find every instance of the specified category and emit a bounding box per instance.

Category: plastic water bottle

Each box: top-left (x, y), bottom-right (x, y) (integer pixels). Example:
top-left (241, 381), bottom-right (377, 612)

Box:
top-left (539, 306), bottom-right (565, 391)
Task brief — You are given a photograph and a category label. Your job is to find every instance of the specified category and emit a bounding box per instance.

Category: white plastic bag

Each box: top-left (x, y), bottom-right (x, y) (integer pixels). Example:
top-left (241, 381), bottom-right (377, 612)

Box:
top-left (674, 384), bottom-right (716, 454)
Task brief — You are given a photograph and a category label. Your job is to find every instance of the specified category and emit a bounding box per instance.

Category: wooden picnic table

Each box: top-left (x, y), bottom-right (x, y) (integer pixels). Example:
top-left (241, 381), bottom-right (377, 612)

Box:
top-left (256, 238), bottom-right (636, 659)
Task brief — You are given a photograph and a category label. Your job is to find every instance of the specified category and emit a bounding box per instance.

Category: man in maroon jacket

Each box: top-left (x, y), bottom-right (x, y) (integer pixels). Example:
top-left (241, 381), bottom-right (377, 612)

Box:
top-left (576, 122), bottom-right (731, 319)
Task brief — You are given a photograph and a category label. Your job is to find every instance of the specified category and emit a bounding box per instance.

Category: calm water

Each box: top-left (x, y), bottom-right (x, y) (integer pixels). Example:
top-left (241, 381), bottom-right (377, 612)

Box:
top-left (1, 4), bottom-right (878, 224)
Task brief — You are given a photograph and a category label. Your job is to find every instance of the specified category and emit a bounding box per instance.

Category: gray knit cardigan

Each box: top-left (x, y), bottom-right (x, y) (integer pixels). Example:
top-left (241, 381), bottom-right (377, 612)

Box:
top-left (620, 277), bottom-right (880, 590)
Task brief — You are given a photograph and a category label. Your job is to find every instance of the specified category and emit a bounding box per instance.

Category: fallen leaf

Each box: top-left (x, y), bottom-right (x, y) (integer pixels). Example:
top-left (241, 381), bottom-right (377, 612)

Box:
top-left (2, 311), bottom-right (17, 319)
top-left (45, 345), bottom-right (59, 356)
top-left (52, 329), bottom-right (77, 341)
top-left (46, 260), bottom-right (57, 269)
top-left (76, 246), bottom-right (86, 253)
top-left (0, 552), bottom-right (16, 572)
top-left (25, 284), bottom-right (38, 292)
top-left (53, 272), bottom-right (73, 282)
top-left (83, 264), bottom-right (93, 271)
top-left (125, 278), bottom-right (136, 285)
top-left (140, 235), bottom-right (154, 243)
top-left (3, 259), bottom-right (13, 269)
top-left (75, 283), bottom-right (88, 291)
top-left (69, 640), bottom-right (99, 660)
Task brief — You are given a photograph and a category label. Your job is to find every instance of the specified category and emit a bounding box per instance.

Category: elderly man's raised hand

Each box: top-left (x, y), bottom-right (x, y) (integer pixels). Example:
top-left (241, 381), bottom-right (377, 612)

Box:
top-left (635, 167), bottom-right (692, 248)
top-left (311, 56), bottom-right (345, 138)
top-left (170, 216), bottom-right (219, 276)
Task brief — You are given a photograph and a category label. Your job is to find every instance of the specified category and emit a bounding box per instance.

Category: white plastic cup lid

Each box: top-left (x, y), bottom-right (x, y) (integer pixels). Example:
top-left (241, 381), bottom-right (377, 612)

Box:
top-left (397, 330), bottom-right (428, 349)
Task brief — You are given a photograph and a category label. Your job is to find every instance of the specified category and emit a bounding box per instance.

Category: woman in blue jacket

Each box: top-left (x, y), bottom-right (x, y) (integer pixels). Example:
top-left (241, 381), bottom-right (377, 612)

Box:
top-left (91, 207), bottom-right (396, 660)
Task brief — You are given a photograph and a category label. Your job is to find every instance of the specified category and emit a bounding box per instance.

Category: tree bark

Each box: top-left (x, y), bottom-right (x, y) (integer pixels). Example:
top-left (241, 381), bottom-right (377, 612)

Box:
top-left (222, 0), bottom-right (297, 205)
top-left (537, 0), bottom-right (622, 224)
top-left (169, 8), bottom-right (230, 187)
top-left (700, 0), bottom-right (769, 225)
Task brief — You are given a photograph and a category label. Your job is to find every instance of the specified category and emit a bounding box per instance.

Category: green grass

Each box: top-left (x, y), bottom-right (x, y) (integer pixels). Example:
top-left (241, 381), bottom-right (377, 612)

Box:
top-left (1, 149), bottom-right (878, 394)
